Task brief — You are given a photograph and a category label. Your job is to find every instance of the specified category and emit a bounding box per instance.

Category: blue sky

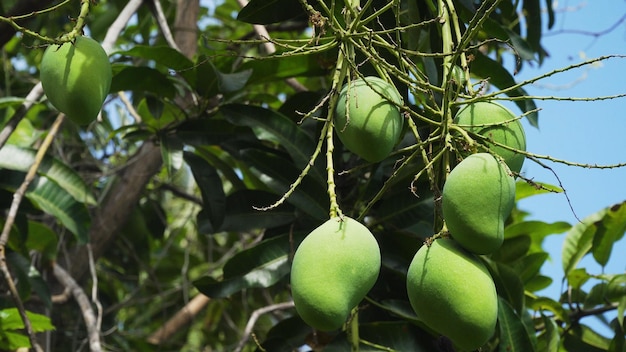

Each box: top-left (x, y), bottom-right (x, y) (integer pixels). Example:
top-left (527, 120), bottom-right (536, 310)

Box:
top-left (514, 0), bottom-right (626, 335)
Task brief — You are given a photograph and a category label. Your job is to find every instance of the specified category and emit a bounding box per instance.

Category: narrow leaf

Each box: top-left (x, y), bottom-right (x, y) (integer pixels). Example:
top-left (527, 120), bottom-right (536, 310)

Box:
top-left (592, 201), bottom-right (626, 267)
top-left (497, 297), bottom-right (536, 352)
top-left (185, 151), bottom-right (226, 231)
top-left (197, 190), bottom-right (295, 234)
top-left (240, 148), bottom-right (329, 220)
top-left (564, 324), bottom-right (611, 351)
top-left (110, 66), bottom-right (177, 98)
top-left (221, 104), bottom-right (324, 183)
top-left (194, 255), bottom-right (289, 298)
top-left (239, 54), bottom-right (329, 85)
top-left (485, 259), bottom-right (525, 313)
top-left (536, 314), bottom-right (559, 352)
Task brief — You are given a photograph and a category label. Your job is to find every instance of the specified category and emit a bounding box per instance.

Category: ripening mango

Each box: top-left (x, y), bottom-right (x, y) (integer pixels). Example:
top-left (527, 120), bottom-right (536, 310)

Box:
top-left (40, 36), bottom-right (112, 125)
top-left (442, 153), bottom-right (515, 254)
top-left (335, 76), bottom-right (403, 163)
top-left (407, 238), bottom-right (498, 351)
top-left (455, 101), bottom-right (527, 174)
top-left (290, 217), bottom-right (381, 331)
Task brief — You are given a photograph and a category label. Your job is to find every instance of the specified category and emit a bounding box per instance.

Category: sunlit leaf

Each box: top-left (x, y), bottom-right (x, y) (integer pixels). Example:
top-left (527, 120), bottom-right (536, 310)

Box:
top-left (527, 296), bottom-right (570, 324)
top-left (591, 201), bottom-right (626, 267)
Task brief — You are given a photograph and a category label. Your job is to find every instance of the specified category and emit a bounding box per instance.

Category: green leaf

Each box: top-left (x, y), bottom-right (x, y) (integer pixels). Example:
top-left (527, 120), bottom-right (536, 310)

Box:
top-left (374, 191), bottom-right (434, 230)
top-left (220, 104), bottom-right (324, 182)
top-left (527, 296), bottom-right (570, 324)
top-left (239, 148), bottom-right (329, 220)
top-left (515, 180), bottom-right (562, 200)
top-left (160, 135), bottom-right (184, 177)
top-left (563, 324), bottom-right (611, 352)
top-left (592, 201), bottom-right (626, 267)
top-left (114, 45), bottom-right (195, 82)
top-left (223, 231), bottom-right (305, 278)
top-left (194, 255), bottom-right (289, 298)
top-left (0, 96), bottom-right (25, 109)
top-left (563, 202), bottom-right (626, 274)
top-left (0, 308), bottom-right (55, 332)
top-left (237, 0), bottom-right (305, 24)
top-left (197, 190), bottom-right (295, 234)
top-left (256, 316), bottom-right (311, 352)
top-left (567, 268), bottom-right (591, 289)
top-left (24, 221), bottom-right (58, 261)
top-left (485, 259), bottom-right (525, 313)
top-left (185, 151), bottom-right (226, 231)
top-left (505, 220), bottom-right (570, 253)
top-left (110, 65), bottom-right (177, 98)
top-left (0, 172), bottom-right (90, 243)
top-left (497, 297), bottom-right (536, 352)
top-left (513, 251), bottom-right (549, 284)
top-left (536, 314), bottom-right (560, 352)
top-left (492, 235), bottom-right (531, 263)
top-left (239, 54), bottom-right (329, 86)
top-left (0, 144), bottom-right (96, 205)
top-left (522, 0), bottom-right (543, 61)
top-left (175, 118), bottom-right (257, 147)
top-left (471, 52), bottom-right (539, 127)
top-left (525, 275), bottom-right (553, 292)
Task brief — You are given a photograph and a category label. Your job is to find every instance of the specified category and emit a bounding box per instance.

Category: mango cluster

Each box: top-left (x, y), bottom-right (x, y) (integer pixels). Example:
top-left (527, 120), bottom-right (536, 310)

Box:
top-left (40, 36), bottom-right (112, 125)
top-left (290, 217), bottom-right (381, 331)
top-left (406, 102), bottom-right (527, 350)
top-left (334, 76), bottom-right (404, 163)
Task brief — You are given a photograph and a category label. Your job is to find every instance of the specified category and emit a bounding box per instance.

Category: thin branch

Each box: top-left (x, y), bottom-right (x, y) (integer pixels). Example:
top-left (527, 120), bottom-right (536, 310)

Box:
top-left (147, 0), bottom-right (181, 52)
top-left (233, 301), bottom-right (296, 352)
top-left (53, 263), bottom-right (102, 352)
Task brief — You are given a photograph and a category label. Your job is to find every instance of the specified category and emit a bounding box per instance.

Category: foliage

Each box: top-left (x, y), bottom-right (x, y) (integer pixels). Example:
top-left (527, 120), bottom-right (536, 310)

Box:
top-left (0, 0), bottom-right (625, 351)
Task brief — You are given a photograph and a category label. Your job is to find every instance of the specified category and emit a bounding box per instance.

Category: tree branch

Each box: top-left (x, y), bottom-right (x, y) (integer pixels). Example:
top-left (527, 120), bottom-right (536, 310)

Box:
top-left (233, 301), bottom-right (296, 352)
top-left (53, 263), bottom-right (102, 352)
top-left (146, 294), bottom-right (211, 345)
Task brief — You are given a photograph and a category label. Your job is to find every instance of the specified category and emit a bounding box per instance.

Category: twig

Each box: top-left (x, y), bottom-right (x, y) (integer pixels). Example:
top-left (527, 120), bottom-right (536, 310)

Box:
top-left (0, 112), bottom-right (64, 352)
top-left (53, 263), bottom-right (102, 352)
top-left (233, 301), bottom-right (296, 352)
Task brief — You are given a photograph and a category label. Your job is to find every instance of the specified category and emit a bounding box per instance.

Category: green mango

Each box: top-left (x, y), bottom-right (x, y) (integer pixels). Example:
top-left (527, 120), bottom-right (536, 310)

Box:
top-left (455, 101), bottom-right (527, 173)
top-left (442, 153), bottom-right (515, 254)
top-left (335, 76), bottom-right (403, 163)
top-left (40, 36), bottom-right (112, 125)
top-left (290, 217), bottom-right (381, 331)
top-left (407, 238), bottom-right (498, 351)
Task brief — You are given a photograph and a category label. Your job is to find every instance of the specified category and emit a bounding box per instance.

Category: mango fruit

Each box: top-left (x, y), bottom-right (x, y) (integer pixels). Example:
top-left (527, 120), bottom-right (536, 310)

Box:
top-left (290, 217), bottom-right (381, 331)
top-left (455, 101), bottom-right (526, 173)
top-left (335, 76), bottom-right (403, 162)
top-left (406, 238), bottom-right (498, 351)
top-left (40, 36), bottom-right (112, 125)
top-left (442, 153), bottom-right (515, 254)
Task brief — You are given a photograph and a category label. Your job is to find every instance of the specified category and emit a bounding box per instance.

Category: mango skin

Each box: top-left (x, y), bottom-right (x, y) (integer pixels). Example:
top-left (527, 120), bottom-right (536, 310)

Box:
top-left (455, 101), bottom-right (526, 174)
top-left (442, 153), bottom-right (515, 254)
top-left (335, 77), bottom-right (403, 163)
top-left (406, 238), bottom-right (498, 351)
top-left (290, 217), bottom-right (381, 331)
top-left (40, 36), bottom-right (112, 125)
